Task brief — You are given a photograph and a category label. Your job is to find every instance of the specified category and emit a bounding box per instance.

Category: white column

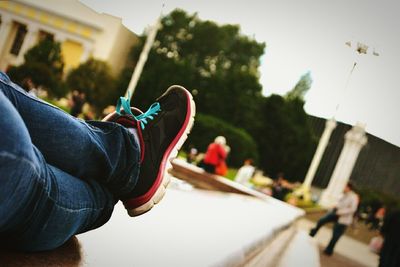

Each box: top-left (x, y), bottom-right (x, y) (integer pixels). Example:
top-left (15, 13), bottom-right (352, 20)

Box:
top-left (319, 123), bottom-right (367, 208)
top-left (15, 24), bottom-right (39, 65)
top-left (303, 118), bottom-right (337, 188)
top-left (54, 33), bottom-right (66, 43)
top-left (0, 15), bottom-right (13, 69)
top-left (80, 42), bottom-right (92, 62)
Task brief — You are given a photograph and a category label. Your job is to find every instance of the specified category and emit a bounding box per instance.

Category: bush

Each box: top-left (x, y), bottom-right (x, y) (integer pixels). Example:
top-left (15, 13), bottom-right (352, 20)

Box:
top-left (185, 113), bottom-right (258, 167)
top-left (66, 59), bottom-right (117, 114)
top-left (357, 188), bottom-right (400, 211)
top-left (7, 39), bottom-right (66, 98)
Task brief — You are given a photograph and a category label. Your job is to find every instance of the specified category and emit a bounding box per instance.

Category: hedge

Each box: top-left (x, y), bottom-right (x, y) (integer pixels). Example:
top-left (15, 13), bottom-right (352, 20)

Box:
top-left (185, 113), bottom-right (258, 168)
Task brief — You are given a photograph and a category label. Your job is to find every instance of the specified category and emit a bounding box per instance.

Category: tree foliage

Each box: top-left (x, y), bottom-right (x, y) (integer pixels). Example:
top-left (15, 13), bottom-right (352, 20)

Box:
top-left (249, 95), bottom-right (317, 180)
top-left (7, 39), bottom-right (66, 97)
top-left (66, 58), bottom-right (117, 113)
top-left (186, 113), bottom-right (258, 167)
top-left (118, 9), bottom-right (316, 182)
top-left (117, 9), bottom-right (265, 129)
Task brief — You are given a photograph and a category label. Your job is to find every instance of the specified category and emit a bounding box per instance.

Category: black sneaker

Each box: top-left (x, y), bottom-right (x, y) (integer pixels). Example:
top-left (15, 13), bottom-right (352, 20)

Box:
top-left (106, 86), bottom-right (195, 216)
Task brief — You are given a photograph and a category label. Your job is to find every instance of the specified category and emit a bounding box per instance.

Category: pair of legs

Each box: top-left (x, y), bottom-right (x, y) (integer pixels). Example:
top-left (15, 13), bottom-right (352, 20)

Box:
top-left (0, 72), bottom-right (140, 251)
top-left (309, 210), bottom-right (347, 255)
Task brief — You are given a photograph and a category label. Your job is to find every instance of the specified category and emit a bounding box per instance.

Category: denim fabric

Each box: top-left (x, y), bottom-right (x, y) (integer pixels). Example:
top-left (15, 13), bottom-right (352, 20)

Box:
top-left (309, 210), bottom-right (338, 236)
top-left (0, 72), bottom-right (140, 251)
top-left (309, 210), bottom-right (347, 254)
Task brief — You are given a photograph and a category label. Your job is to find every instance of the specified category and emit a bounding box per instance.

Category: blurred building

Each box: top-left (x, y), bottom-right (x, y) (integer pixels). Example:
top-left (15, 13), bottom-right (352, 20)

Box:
top-left (0, 0), bottom-right (138, 75)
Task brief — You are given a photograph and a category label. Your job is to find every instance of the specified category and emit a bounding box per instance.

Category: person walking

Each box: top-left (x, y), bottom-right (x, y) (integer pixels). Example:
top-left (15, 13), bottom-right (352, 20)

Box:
top-left (309, 182), bottom-right (359, 255)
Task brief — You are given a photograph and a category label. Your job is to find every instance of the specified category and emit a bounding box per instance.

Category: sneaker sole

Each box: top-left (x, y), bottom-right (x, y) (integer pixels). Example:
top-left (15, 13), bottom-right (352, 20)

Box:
top-left (127, 85), bottom-right (196, 217)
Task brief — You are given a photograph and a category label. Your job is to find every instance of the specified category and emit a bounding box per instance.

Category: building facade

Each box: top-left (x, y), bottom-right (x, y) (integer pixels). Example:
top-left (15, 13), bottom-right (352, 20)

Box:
top-left (0, 0), bottom-right (138, 75)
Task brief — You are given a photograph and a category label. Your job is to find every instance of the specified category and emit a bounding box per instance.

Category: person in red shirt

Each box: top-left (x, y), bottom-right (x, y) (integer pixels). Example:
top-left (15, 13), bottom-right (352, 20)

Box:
top-left (202, 136), bottom-right (228, 174)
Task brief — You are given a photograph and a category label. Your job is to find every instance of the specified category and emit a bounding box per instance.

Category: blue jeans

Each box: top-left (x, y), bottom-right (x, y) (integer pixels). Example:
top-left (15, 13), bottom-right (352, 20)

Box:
top-left (324, 222), bottom-right (347, 254)
top-left (0, 72), bottom-right (140, 251)
top-left (309, 210), bottom-right (338, 237)
top-left (309, 210), bottom-right (347, 254)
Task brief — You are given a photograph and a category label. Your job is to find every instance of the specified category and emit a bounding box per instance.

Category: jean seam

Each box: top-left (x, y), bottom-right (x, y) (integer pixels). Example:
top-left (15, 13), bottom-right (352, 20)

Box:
top-left (0, 151), bottom-right (41, 177)
top-left (44, 167), bottom-right (112, 213)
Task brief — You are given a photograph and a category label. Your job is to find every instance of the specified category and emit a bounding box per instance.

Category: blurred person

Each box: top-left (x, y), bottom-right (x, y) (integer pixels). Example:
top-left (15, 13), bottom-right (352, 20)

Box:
top-left (369, 233), bottom-right (384, 254)
top-left (202, 136), bottom-right (228, 174)
top-left (69, 90), bottom-right (85, 117)
top-left (0, 72), bottom-right (195, 252)
top-left (21, 77), bottom-right (38, 97)
top-left (379, 208), bottom-right (400, 267)
top-left (271, 172), bottom-right (290, 201)
top-left (81, 102), bottom-right (96, 120)
top-left (368, 205), bottom-right (386, 231)
top-left (102, 105), bottom-right (116, 117)
top-left (234, 159), bottom-right (255, 186)
top-left (309, 182), bottom-right (359, 255)
top-left (186, 146), bottom-right (198, 164)
top-left (215, 144), bottom-right (230, 176)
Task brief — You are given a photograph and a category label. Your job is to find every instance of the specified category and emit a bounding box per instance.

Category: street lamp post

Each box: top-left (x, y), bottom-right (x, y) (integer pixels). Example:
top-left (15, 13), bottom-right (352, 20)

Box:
top-left (295, 41), bottom-right (378, 203)
top-left (124, 3), bottom-right (167, 100)
top-left (124, 17), bottom-right (161, 99)
top-left (318, 41), bottom-right (379, 207)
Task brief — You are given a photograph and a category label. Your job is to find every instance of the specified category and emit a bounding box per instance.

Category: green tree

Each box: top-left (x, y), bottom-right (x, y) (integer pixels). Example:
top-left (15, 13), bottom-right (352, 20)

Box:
top-left (118, 9), bottom-right (316, 182)
top-left (7, 39), bottom-right (66, 97)
top-left (66, 58), bottom-right (117, 114)
top-left (117, 9), bottom-right (265, 129)
top-left (245, 72), bottom-right (315, 181)
top-left (186, 113), bottom-right (258, 167)
top-left (250, 94), bottom-right (317, 181)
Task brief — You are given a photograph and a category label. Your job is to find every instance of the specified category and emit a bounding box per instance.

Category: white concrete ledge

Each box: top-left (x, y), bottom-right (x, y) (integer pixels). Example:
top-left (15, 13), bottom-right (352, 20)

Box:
top-left (78, 183), bottom-right (304, 267)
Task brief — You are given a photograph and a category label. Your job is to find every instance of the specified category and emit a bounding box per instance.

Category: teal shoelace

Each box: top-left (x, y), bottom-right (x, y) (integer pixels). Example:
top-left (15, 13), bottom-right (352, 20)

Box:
top-left (116, 94), bottom-right (161, 130)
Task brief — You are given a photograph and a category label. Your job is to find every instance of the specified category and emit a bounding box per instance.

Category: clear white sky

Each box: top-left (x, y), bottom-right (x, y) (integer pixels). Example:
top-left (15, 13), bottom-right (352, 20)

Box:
top-left (81, 0), bottom-right (400, 147)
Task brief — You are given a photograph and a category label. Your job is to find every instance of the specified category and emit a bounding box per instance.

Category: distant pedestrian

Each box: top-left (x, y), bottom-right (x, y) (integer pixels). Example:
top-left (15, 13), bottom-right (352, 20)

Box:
top-left (309, 182), bottom-right (359, 255)
top-left (235, 159), bottom-right (255, 186)
top-left (202, 136), bottom-right (228, 174)
top-left (271, 173), bottom-right (290, 201)
top-left (22, 77), bottom-right (38, 97)
top-left (368, 206), bottom-right (386, 231)
top-left (69, 90), bottom-right (86, 117)
top-left (186, 146), bottom-right (198, 164)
